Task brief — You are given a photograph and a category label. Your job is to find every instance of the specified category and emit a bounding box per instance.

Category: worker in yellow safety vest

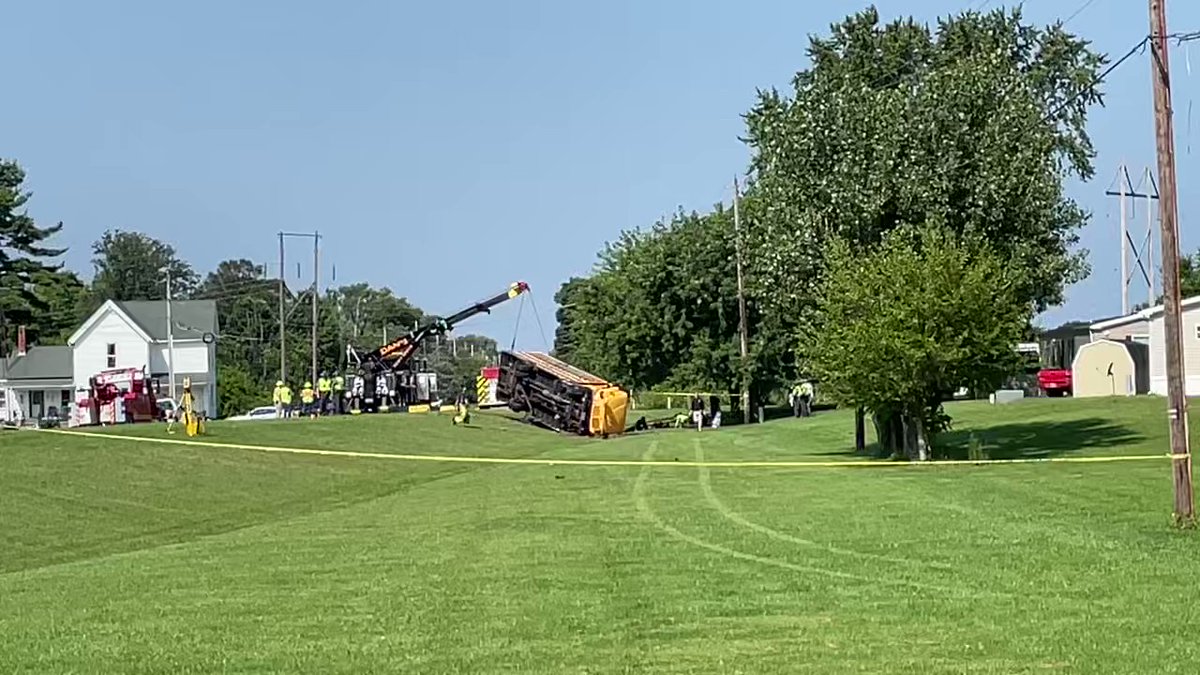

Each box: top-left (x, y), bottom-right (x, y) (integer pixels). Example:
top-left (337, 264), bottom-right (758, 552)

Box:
top-left (169, 377), bottom-right (204, 436)
top-left (272, 380), bottom-right (286, 419)
top-left (332, 372), bottom-right (345, 414)
top-left (300, 381), bottom-right (316, 419)
top-left (279, 382), bottom-right (294, 418)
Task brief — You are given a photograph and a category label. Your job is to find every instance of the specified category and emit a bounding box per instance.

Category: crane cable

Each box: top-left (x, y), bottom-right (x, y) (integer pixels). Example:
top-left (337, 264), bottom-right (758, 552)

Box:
top-left (527, 292), bottom-right (551, 352)
top-left (508, 290), bottom-right (551, 352)
top-left (510, 293), bottom-right (526, 352)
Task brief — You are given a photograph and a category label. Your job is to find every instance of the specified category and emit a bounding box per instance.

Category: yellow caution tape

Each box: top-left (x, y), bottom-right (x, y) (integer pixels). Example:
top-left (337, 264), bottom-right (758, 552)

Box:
top-left (13, 427), bottom-right (1191, 469)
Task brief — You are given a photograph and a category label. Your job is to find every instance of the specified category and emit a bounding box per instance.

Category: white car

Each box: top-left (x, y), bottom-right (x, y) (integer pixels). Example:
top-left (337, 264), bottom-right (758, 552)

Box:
top-left (226, 405), bottom-right (278, 421)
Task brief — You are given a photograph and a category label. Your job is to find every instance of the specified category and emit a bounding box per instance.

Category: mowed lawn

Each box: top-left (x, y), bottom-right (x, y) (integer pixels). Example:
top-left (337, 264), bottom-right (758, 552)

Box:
top-left (2, 398), bottom-right (1199, 673)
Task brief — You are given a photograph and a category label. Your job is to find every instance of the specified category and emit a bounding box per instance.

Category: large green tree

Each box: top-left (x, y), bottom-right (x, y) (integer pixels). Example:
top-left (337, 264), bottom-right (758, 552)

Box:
top-left (555, 7), bottom-right (1102, 405)
top-left (807, 226), bottom-right (1031, 459)
top-left (90, 229), bottom-right (199, 303)
top-left (556, 207), bottom-right (771, 396)
top-left (742, 6), bottom-right (1104, 342)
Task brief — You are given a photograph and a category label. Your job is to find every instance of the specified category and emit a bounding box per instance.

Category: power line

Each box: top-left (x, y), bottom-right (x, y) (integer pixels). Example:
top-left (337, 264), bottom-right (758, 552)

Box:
top-left (1063, 0), bottom-right (1098, 26)
top-left (1168, 31), bottom-right (1200, 44)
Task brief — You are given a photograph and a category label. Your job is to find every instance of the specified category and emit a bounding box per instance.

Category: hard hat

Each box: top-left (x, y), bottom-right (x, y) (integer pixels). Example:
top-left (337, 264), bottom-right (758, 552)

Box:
top-left (276, 380), bottom-right (284, 386)
top-left (304, 381), bottom-right (312, 388)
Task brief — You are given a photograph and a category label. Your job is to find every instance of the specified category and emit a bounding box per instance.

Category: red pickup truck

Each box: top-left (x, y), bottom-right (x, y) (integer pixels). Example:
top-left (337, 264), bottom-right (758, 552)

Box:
top-left (1037, 368), bottom-right (1072, 397)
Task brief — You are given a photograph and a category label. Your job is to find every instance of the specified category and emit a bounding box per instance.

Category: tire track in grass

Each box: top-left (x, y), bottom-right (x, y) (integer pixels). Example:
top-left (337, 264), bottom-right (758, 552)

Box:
top-left (694, 440), bottom-right (954, 571)
top-left (632, 442), bottom-right (999, 598)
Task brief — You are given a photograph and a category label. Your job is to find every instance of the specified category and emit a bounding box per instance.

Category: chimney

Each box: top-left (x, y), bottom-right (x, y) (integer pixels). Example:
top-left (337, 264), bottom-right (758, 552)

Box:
top-left (17, 325), bottom-right (27, 356)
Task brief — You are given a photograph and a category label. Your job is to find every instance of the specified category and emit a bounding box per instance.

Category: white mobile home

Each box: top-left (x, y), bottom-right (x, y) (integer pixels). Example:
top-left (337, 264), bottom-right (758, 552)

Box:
top-left (1091, 296), bottom-right (1200, 396)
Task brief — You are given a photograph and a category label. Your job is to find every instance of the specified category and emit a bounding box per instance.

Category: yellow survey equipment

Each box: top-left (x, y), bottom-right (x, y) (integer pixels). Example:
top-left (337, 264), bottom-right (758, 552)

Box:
top-left (496, 351), bottom-right (629, 437)
top-left (180, 376), bottom-right (204, 437)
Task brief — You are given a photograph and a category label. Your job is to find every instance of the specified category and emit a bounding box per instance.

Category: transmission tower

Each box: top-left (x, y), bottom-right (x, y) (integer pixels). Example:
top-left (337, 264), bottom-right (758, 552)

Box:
top-left (1105, 162), bottom-right (1160, 313)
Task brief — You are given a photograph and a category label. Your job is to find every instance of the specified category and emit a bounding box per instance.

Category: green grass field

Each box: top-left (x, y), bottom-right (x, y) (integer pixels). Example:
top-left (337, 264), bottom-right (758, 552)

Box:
top-left (3, 397), bottom-right (1199, 673)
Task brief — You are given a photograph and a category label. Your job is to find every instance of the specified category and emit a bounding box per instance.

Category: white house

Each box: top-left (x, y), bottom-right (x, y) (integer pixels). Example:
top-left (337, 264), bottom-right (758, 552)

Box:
top-left (0, 345), bottom-right (74, 424)
top-left (3, 299), bottom-right (219, 425)
top-left (1090, 296), bottom-right (1200, 397)
top-left (67, 299), bottom-right (220, 415)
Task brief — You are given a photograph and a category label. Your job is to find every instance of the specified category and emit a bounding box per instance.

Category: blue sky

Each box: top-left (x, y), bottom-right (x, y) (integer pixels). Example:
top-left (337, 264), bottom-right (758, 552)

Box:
top-left (6, 0), bottom-right (1200, 348)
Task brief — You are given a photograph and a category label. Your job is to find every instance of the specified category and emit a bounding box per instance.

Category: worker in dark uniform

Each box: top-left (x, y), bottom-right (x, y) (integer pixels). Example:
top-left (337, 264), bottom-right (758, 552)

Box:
top-left (332, 371), bottom-right (346, 414)
top-left (798, 380), bottom-right (814, 417)
top-left (690, 395), bottom-right (705, 431)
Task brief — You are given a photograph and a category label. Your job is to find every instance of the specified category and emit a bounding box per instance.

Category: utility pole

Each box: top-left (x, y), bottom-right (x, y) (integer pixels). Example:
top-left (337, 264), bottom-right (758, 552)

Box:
top-left (278, 233), bottom-right (286, 383)
top-left (312, 230), bottom-right (320, 386)
top-left (732, 176), bottom-right (751, 424)
top-left (1148, 0), bottom-right (1194, 524)
top-left (165, 267), bottom-right (176, 401)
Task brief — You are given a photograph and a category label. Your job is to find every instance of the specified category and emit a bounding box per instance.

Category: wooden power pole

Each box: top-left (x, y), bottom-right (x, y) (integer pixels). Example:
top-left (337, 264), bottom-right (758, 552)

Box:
top-left (312, 230), bottom-right (320, 387)
top-left (1148, 0), bottom-right (1195, 524)
top-left (732, 176), bottom-right (751, 424)
top-left (278, 232), bottom-right (286, 383)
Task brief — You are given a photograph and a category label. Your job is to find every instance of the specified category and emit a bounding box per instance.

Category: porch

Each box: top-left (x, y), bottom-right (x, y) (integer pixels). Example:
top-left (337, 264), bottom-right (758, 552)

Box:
top-left (0, 381), bottom-right (74, 425)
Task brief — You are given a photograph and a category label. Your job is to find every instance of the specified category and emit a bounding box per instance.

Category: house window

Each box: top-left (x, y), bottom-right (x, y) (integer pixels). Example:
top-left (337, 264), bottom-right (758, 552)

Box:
top-left (61, 390), bottom-right (72, 410)
top-left (106, 343), bottom-right (117, 368)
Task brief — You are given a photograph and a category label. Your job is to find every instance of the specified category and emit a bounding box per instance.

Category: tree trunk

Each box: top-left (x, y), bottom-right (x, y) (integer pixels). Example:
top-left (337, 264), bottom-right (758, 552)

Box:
top-left (854, 407), bottom-right (866, 453)
top-left (871, 411), bottom-right (892, 456)
top-left (872, 409), bottom-right (905, 458)
top-left (901, 414), bottom-right (918, 461)
top-left (914, 415), bottom-right (929, 461)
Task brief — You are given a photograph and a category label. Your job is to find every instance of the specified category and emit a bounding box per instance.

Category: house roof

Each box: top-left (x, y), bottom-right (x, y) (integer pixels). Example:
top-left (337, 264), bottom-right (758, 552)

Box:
top-left (116, 300), bottom-right (219, 341)
top-left (69, 299), bottom-right (219, 345)
top-left (1090, 295), bottom-right (1200, 332)
top-left (0, 346), bottom-right (73, 382)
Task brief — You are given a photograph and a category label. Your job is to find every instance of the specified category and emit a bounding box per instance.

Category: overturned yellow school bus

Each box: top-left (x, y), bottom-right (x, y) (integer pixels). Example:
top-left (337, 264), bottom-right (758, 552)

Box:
top-left (495, 351), bottom-right (629, 437)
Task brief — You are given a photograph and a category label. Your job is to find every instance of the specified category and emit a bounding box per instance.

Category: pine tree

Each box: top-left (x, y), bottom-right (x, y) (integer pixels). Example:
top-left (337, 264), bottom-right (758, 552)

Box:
top-left (0, 159), bottom-right (68, 352)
